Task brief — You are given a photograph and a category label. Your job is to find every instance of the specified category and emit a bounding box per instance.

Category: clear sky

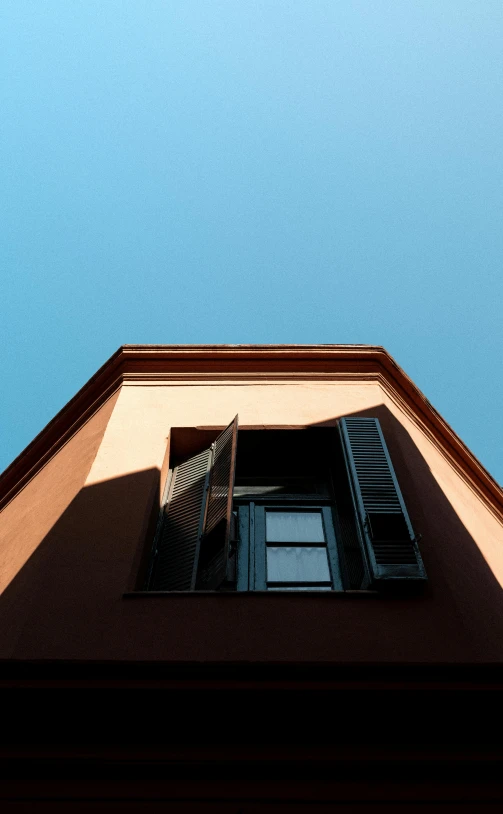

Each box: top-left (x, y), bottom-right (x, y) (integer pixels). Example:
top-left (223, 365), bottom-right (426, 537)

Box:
top-left (1, 1), bottom-right (502, 483)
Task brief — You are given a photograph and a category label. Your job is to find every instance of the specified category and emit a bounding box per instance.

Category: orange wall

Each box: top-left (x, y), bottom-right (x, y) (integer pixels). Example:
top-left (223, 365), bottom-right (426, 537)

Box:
top-left (0, 390), bottom-right (119, 655)
top-left (0, 380), bottom-right (502, 664)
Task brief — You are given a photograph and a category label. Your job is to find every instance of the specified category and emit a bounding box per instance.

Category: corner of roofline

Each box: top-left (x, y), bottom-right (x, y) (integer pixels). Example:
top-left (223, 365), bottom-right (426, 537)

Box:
top-left (116, 342), bottom-right (392, 353)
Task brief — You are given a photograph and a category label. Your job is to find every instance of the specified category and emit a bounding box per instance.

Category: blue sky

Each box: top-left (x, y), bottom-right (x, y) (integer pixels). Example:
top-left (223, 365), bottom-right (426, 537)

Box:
top-left (1, 1), bottom-right (502, 482)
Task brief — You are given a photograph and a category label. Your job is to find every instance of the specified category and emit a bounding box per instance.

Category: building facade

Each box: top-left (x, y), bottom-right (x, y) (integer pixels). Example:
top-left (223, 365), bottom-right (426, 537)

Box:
top-left (0, 345), bottom-right (502, 810)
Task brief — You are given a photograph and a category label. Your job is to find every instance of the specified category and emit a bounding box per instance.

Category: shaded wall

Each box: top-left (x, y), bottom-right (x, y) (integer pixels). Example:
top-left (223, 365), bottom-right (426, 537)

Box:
top-left (0, 381), bottom-right (502, 664)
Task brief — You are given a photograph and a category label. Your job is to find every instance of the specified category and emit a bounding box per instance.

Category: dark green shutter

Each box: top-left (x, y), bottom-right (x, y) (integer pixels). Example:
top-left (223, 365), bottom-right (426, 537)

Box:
top-left (339, 417), bottom-right (427, 584)
top-left (151, 446), bottom-right (211, 591)
top-left (196, 416), bottom-right (239, 590)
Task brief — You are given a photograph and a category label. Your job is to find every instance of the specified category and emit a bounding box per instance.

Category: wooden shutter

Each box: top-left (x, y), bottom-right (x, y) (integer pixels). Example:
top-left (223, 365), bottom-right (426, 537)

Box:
top-left (151, 446), bottom-right (212, 591)
top-left (196, 416), bottom-right (239, 590)
top-left (339, 417), bottom-right (427, 584)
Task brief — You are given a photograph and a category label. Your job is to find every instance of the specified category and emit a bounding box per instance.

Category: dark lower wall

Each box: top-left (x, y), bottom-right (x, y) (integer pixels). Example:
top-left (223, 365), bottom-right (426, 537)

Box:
top-left (1, 682), bottom-right (503, 810)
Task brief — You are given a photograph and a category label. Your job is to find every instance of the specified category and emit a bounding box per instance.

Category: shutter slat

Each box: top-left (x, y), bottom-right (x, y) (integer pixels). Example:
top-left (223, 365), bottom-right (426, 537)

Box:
top-left (151, 446), bottom-right (211, 591)
top-left (339, 417), bottom-right (427, 585)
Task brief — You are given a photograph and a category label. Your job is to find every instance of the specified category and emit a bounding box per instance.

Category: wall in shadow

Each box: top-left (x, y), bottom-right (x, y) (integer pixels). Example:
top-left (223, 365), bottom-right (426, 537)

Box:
top-left (0, 406), bottom-right (501, 665)
top-left (311, 405), bottom-right (503, 662)
top-left (0, 468), bottom-right (160, 660)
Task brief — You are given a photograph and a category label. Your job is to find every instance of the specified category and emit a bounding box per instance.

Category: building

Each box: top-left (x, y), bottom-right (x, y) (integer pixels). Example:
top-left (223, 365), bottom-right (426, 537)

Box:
top-left (1, 344), bottom-right (502, 810)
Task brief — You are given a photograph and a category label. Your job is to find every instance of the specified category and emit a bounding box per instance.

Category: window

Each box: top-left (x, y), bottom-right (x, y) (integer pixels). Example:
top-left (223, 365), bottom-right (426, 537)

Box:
top-left (238, 506), bottom-right (343, 591)
top-left (233, 427), bottom-right (348, 591)
top-left (145, 417), bottom-right (427, 592)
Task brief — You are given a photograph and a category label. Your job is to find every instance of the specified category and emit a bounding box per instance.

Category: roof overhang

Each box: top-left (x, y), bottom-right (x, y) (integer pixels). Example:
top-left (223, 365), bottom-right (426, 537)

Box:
top-left (1, 344), bottom-right (501, 519)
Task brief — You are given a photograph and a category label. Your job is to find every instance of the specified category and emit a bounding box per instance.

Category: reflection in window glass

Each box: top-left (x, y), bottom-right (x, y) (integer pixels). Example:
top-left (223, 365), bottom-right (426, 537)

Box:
top-left (267, 546), bottom-right (331, 582)
top-left (265, 511), bottom-right (325, 543)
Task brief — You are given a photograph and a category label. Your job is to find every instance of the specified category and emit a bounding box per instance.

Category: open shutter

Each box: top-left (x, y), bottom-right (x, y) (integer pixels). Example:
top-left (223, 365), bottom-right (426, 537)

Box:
top-left (151, 446), bottom-right (212, 591)
top-left (196, 416), bottom-right (239, 590)
top-left (339, 417), bottom-right (427, 585)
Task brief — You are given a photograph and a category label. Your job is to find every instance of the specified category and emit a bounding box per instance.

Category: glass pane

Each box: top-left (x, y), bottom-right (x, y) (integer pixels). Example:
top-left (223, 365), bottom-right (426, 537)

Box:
top-left (267, 546), bottom-right (331, 582)
top-left (265, 511), bottom-right (325, 543)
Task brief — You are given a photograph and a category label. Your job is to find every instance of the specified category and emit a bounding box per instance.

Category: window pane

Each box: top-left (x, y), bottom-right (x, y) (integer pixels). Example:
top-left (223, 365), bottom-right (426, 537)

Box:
top-left (267, 546), bottom-right (331, 582)
top-left (265, 511), bottom-right (325, 543)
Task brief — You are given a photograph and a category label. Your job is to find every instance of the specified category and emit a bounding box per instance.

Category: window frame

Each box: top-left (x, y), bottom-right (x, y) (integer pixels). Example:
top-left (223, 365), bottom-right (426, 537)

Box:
top-left (235, 499), bottom-right (344, 592)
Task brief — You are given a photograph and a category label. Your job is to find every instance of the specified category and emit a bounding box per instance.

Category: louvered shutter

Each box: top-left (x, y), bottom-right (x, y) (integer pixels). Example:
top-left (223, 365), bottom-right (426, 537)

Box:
top-left (151, 446), bottom-right (212, 591)
top-left (196, 416), bottom-right (239, 590)
top-left (339, 417), bottom-right (427, 584)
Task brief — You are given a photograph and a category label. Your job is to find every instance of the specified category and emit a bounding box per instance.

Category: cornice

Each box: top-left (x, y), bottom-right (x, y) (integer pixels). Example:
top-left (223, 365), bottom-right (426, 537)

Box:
top-left (0, 345), bottom-right (501, 521)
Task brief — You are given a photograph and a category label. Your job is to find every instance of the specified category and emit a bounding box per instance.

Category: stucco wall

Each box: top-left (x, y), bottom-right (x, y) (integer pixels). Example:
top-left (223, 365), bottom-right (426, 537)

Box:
top-left (0, 390), bottom-right (119, 655)
top-left (86, 381), bottom-right (385, 483)
top-left (1, 380), bottom-right (502, 664)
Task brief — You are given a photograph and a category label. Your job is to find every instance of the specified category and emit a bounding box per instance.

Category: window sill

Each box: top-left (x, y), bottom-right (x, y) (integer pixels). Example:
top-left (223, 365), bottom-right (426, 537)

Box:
top-left (123, 590), bottom-right (379, 598)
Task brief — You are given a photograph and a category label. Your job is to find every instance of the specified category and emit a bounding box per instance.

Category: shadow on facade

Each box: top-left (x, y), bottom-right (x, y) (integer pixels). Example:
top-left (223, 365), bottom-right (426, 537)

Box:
top-left (0, 414), bottom-right (503, 806)
top-left (310, 404), bottom-right (503, 662)
top-left (0, 468), bottom-right (161, 659)
top-left (0, 404), bottom-right (502, 667)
